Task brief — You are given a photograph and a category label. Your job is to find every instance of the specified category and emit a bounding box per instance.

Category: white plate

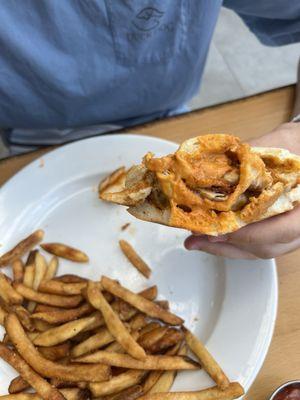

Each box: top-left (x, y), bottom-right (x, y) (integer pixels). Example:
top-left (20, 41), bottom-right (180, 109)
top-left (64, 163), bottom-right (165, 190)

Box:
top-left (0, 134), bottom-right (277, 397)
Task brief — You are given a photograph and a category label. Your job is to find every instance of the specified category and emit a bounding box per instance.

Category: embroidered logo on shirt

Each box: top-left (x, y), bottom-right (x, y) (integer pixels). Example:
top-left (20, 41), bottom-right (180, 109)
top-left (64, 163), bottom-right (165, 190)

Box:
top-left (132, 7), bottom-right (164, 31)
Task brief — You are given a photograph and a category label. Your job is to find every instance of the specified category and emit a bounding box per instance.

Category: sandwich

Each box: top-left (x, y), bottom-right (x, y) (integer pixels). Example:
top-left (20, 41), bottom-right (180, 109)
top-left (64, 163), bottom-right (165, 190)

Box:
top-left (98, 134), bottom-right (300, 235)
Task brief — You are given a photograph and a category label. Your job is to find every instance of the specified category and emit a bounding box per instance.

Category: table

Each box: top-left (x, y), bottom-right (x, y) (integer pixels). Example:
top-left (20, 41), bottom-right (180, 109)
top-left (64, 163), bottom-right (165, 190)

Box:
top-left (0, 86), bottom-right (299, 399)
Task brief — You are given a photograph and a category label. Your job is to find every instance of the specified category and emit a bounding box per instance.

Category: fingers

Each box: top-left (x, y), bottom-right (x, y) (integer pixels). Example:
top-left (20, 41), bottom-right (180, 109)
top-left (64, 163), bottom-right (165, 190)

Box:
top-left (234, 236), bottom-right (300, 259)
top-left (226, 206), bottom-right (300, 245)
top-left (184, 236), bottom-right (257, 260)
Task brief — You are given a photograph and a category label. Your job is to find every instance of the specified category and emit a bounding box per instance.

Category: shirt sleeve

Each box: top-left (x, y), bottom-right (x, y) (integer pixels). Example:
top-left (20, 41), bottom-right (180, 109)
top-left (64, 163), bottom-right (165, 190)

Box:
top-left (223, 0), bottom-right (300, 46)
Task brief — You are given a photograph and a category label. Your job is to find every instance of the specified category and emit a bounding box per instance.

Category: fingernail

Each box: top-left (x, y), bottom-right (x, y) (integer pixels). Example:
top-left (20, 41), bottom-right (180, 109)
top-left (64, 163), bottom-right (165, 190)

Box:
top-left (208, 235), bottom-right (228, 243)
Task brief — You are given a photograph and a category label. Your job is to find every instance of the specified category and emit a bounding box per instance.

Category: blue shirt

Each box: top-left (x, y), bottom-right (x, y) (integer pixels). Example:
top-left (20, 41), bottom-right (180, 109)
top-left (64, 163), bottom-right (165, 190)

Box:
top-left (0, 0), bottom-right (299, 145)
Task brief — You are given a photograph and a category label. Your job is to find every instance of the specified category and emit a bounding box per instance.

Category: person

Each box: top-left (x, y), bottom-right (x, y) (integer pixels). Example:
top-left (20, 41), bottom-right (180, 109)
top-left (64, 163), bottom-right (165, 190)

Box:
top-left (0, 1), bottom-right (300, 259)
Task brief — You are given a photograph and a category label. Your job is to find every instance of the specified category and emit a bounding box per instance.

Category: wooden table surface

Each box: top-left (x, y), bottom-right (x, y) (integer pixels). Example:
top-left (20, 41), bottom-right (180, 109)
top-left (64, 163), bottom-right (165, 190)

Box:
top-left (1, 86), bottom-right (299, 399)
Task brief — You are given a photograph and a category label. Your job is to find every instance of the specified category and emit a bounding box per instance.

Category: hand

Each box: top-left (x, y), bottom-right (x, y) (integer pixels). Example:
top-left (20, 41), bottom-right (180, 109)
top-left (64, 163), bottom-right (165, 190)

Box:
top-left (184, 123), bottom-right (300, 259)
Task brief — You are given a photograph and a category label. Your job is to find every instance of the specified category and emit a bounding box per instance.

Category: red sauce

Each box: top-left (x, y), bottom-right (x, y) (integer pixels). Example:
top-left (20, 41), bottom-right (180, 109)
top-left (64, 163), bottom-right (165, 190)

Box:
top-left (273, 383), bottom-right (300, 400)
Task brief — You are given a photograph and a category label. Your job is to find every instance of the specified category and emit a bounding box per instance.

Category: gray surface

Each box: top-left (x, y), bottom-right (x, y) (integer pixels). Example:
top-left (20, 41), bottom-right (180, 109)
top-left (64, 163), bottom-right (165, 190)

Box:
top-left (189, 8), bottom-right (299, 110)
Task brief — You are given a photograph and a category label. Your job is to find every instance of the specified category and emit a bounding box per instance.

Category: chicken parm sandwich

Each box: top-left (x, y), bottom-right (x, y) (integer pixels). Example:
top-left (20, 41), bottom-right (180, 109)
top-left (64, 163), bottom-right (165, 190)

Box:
top-left (99, 134), bottom-right (300, 235)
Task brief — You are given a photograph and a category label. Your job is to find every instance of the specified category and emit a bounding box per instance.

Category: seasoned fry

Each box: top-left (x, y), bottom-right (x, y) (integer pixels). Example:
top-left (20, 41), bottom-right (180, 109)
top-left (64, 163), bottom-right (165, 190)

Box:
top-left (38, 280), bottom-right (87, 295)
top-left (0, 230), bottom-right (44, 267)
top-left (31, 303), bottom-right (93, 324)
top-left (148, 328), bottom-right (184, 354)
top-left (119, 240), bottom-right (152, 278)
top-left (138, 326), bottom-right (168, 350)
top-left (148, 370), bottom-right (176, 394)
top-left (141, 342), bottom-right (182, 393)
top-left (87, 281), bottom-right (146, 360)
top-left (33, 314), bottom-right (100, 346)
top-left (9, 376), bottom-right (30, 394)
top-left (71, 314), bottom-right (147, 357)
top-left (12, 260), bottom-right (24, 284)
top-left (34, 320), bottom-right (54, 332)
top-left (155, 300), bottom-right (169, 310)
top-left (0, 304), bottom-right (7, 325)
top-left (98, 166), bottom-right (126, 194)
top-left (0, 273), bottom-right (23, 305)
top-left (53, 275), bottom-right (87, 284)
top-left (13, 305), bottom-right (35, 332)
top-left (101, 276), bottom-right (183, 326)
top-left (139, 322), bottom-right (161, 336)
top-left (5, 313), bottom-right (111, 382)
top-left (43, 257), bottom-right (59, 281)
top-left (23, 266), bottom-right (35, 288)
top-left (105, 330), bottom-right (140, 353)
top-left (89, 369), bottom-right (146, 397)
top-left (28, 253), bottom-right (48, 312)
top-left (127, 314), bottom-right (148, 331)
top-left (71, 326), bottom-right (114, 357)
top-left (15, 284), bottom-right (82, 308)
top-left (137, 382), bottom-right (244, 399)
top-left (74, 351), bottom-right (200, 370)
top-left (25, 250), bottom-right (38, 267)
top-left (35, 304), bottom-right (64, 313)
top-left (41, 243), bottom-right (89, 263)
top-left (103, 385), bottom-right (143, 400)
top-left (1, 388), bottom-right (89, 400)
top-left (112, 285), bottom-right (157, 322)
top-left (0, 343), bottom-right (65, 400)
top-left (184, 328), bottom-right (230, 390)
top-left (38, 342), bottom-right (71, 361)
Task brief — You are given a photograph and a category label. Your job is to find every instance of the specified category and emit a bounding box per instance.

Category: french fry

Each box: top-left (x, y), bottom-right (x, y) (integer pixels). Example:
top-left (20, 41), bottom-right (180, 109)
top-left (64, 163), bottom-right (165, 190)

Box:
top-left (23, 266), bottom-right (35, 288)
top-left (12, 306), bottom-right (35, 332)
top-left (5, 313), bottom-right (111, 382)
top-left (142, 342), bottom-right (182, 393)
top-left (0, 230), bottom-right (44, 267)
top-left (0, 273), bottom-right (23, 305)
top-left (1, 388), bottom-right (89, 400)
top-left (38, 342), bottom-right (71, 361)
top-left (148, 329), bottom-right (184, 354)
top-left (15, 284), bottom-right (83, 308)
top-left (148, 371), bottom-right (176, 394)
top-left (9, 376), bottom-right (30, 394)
top-left (86, 281), bottom-right (146, 360)
top-left (12, 260), bottom-right (24, 284)
top-left (49, 379), bottom-right (87, 389)
top-left (38, 280), bottom-right (87, 295)
top-left (71, 326), bottom-right (115, 357)
top-left (127, 314), bottom-right (148, 331)
top-left (89, 369), bottom-right (146, 397)
top-left (34, 320), bottom-right (54, 332)
top-left (74, 351), bottom-right (200, 370)
top-left (31, 303), bottom-right (93, 324)
top-left (138, 326), bottom-right (169, 350)
top-left (137, 382), bottom-right (244, 399)
top-left (112, 286), bottom-right (157, 322)
top-left (53, 275), bottom-right (87, 284)
top-left (119, 240), bottom-right (152, 278)
top-left (183, 328), bottom-right (230, 390)
top-left (71, 313), bottom-right (147, 358)
top-left (0, 343), bottom-right (65, 400)
top-left (103, 385), bottom-right (143, 400)
top-left (105, 330), bottom-right (140, 353)
top-left (0, 304), bottom-right (7, 325)
top-left (43, 257), bottom-right (59, 281)
top-left (139, 322), bottom-right (161, 336)
top-left (25, 250), bottom-right (38, 266)
top-left (33, 314), bottom-right (100, 346)
top-left (155, 300), bottom-right (169, 311)
top-left (40, 243), bottom-right (89, 263)
top-left (101, 277), bottom-right (183, 326)
top-left (28, 253), bottom-right (48, 312)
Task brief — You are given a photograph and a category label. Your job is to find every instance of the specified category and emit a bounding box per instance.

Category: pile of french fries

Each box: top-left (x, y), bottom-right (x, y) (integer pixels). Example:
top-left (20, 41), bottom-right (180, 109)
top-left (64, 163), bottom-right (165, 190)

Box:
top-left (0, 230), bottom-right (244, 400)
